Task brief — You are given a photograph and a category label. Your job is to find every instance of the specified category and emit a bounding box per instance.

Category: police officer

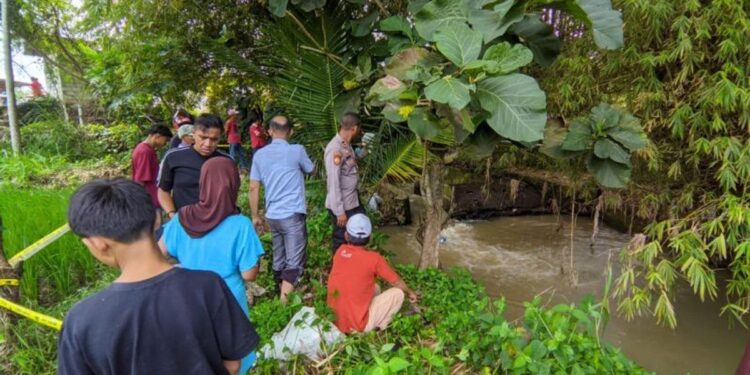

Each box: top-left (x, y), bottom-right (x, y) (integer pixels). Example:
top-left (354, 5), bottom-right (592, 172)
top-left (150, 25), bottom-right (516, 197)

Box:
top-left (325, 112), bottom-right (366, 253)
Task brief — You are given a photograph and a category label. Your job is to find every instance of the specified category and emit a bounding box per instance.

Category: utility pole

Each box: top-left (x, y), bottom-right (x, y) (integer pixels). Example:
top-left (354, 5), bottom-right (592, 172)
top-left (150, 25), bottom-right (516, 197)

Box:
top-left (2, 0), bottom-right (20, 154)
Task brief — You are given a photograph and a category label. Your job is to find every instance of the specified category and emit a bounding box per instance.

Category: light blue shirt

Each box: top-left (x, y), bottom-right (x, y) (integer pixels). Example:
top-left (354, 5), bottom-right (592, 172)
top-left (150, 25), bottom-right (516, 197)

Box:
top-left (162, 214), bottom-right (263, 372)
top-left (250, 139), bottom-right (314, 220)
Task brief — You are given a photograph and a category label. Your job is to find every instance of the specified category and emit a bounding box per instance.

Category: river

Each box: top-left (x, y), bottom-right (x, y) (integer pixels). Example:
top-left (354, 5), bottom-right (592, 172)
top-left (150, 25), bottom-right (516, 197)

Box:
top-left (381, 216), bottom-right (747, 375)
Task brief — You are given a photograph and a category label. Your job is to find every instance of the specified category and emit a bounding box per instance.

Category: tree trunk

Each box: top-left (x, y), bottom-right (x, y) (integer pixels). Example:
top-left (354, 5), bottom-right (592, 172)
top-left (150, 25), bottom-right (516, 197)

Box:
top-left (2, 0), bottom-right (20, 154)
top-left (417, 158), bottom-right (448, 269)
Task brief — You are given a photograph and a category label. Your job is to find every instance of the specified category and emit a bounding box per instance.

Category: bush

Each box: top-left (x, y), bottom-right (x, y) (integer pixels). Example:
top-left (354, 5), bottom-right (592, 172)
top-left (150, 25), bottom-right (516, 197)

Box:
top-left (18, 97), bottom-right (66, 126)
top-left (20, 121), bottom-right (85, 159)
top-left (17, 121), bottom-right (144, 162)
top-left (81, 123), bottom-right (144, 156)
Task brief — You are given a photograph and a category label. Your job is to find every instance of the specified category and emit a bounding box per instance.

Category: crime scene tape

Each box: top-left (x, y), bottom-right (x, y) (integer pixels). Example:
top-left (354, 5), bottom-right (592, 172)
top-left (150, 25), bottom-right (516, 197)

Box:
top-left (0, 297), bottom-right (62, 331)
top-left (8, 224), bottom-right (70, 267)
top-left (0, 279), bottom-right (19, 286)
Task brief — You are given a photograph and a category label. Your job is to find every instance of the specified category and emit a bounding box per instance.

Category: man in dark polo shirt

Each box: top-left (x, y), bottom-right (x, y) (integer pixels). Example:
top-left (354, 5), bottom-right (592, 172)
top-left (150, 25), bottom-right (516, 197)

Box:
top-left (158, 113), bottom-right (230, 218)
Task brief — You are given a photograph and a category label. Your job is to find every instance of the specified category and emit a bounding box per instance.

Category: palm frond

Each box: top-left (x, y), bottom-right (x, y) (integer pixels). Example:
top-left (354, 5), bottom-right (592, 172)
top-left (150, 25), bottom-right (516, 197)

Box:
top-left (265, 7), bottom-right (359, 153)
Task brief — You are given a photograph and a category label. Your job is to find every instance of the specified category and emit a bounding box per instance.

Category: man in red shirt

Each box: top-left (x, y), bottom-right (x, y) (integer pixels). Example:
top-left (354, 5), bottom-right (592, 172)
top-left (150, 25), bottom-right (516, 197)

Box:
top-left (30, 77), bottom-right (45, 97)
top-left (225, 108), bottom-right (248, 170)
top-left (327, 214), bottom-right (418, 334)
top-left (132, 125), bottom-right (172, 209)
top-left (249, 119), bottom-right (268, 152)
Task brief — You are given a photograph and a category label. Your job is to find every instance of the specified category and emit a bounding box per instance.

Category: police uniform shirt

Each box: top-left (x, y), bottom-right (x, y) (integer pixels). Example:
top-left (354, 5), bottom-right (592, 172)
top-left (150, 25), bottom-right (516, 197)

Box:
top-left (325, 133), bottom-right (359, 216)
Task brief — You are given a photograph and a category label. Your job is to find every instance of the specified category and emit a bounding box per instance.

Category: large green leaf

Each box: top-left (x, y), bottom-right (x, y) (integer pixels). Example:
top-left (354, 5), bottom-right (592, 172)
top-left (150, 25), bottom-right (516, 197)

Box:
top-left (541, 119), bottom-right (577, 158)
top-left (476, 74), bottom-right (547, 143)
top-left (434, 23), bottom-right (483, 66)
top-left (594, 138), bottom-right (630, 165)
top-left (508, 15), bottom-right (561, 67)
top-left (268, 0), bottom-right (288, 17)
top-left (380, 15), bottom-right (412, 37)
top-left (367, 75), bottom-right (407, 104)
top-left (290, 0), bottom-right (326, 12)
top-left (482, 42), bottom-right (534, 74)
top-left (463, 124), bottom-right (501, 159)
top-left (588, 103), bottom-right (647, 151)
top-left (385, 48), bottom-right (437, 81)
top-left (609, 126), bottom-right (647, 151)
top-left (544, 0), bottom-right (624, 50)
top-left (561, 119), bottom-right (592, 151)
top-left (587, 156), bottom-right (631, 189)
top-left (467, 0), bottom-right (522, 43)
top-left (351, 12), bottom-right (380, 37)
top-left (424, 76), bottom-right (474, 110)
top-left (413, 0), bottom-right (469, 41)
top-left (408, 107), bottom-right (442, 140)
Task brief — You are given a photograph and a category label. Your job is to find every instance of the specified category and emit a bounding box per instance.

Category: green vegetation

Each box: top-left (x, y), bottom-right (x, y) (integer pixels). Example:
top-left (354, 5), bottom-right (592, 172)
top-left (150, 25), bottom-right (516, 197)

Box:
top-left (1, 183), bottom-right (648, 374)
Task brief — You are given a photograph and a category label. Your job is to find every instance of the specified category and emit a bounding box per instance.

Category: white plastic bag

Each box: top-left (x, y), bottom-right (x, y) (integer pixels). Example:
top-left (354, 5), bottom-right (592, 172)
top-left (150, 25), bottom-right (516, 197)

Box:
top-left (260, 306), bottom-right (344, 362)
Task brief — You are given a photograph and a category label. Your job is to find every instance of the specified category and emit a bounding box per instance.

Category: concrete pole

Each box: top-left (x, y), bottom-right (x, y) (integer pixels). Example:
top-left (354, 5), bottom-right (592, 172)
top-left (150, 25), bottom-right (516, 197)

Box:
top-left (2, 0), bottom-right (20, 154)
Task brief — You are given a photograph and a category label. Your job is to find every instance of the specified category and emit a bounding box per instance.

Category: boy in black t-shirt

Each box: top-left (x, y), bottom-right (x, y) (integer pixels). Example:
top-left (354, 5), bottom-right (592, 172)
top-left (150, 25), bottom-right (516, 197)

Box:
top-left (58, 178), bottom-right (258, 375)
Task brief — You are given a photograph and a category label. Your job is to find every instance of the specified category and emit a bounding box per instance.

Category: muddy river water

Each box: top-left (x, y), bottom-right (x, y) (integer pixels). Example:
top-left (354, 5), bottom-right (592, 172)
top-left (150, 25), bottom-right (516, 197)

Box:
top-left (381, 216), bottom-right (747, 375)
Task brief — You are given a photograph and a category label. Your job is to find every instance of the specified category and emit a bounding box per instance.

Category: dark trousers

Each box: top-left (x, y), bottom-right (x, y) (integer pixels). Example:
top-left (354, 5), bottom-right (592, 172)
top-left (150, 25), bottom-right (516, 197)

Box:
top-left (329, 205), bottom-right (366, 253)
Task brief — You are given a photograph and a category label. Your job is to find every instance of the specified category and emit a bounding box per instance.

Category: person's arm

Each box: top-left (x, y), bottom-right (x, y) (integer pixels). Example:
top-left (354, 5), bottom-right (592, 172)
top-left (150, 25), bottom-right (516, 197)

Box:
top-left (158, 189), bottom-right (177, 218)
top-left (57, 322), bottom-right (95, 375)
top-left (299, 146), bottom-right (315, 175)
top-left (157, 155), bottom-right (176, 217)
top-left (241, 265), bottom-right (259, 282)
top-left (132, 147), bottom-right (152, 185)
top-left (392, 278), bottom-right (418, 303)
top-left (223, 360), bottom-right (240, 375)
top-left (211, 277), bottom-right (260, 370)
top-left (324, 148), bottom-right (347, 227)
top-left (376, 255), bottom-right (418, 303)
top-left (248, 180), bottom-right (263, 230)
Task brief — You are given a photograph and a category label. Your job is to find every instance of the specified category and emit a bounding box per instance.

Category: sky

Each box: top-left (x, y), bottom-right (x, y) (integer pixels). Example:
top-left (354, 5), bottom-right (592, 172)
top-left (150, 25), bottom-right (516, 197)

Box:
top-left (1, 48), bottom-right (47, 88)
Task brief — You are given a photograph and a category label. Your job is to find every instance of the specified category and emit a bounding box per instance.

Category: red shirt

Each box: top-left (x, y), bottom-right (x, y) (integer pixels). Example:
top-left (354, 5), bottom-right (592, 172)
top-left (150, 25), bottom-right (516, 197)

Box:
top-left (30, 80), bottom-right (43, 97)
top-left (131, 142), bottom-right (160, 208)
top-left (326, 244), bottom-right (400, 333)
top-left (249, 123), bottom-right (267, 150)
top-left (225, 117), bottom-right (241, 144)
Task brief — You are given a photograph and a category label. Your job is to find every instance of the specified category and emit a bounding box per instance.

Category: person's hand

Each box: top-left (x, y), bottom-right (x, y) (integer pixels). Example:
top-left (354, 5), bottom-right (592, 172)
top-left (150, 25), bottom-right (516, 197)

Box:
top-left (167, 210), bottom-right (176, 219)
top-left (252, 217), bottom-right (265, 233)
top-left (336, 214), bottom-right (348, 227)
top-left (408, 291), bottom-right (419, 304)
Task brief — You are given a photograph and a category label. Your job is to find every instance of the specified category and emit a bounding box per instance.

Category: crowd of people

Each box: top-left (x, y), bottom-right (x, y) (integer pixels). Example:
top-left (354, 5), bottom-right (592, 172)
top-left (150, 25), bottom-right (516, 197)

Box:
top-left (56, 109), bottom-right (419, 374)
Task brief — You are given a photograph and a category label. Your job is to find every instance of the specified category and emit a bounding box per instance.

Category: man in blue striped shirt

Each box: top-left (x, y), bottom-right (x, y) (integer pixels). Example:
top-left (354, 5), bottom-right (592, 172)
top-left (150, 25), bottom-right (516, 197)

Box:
top-left (249, 115), bottom-right (314, 303)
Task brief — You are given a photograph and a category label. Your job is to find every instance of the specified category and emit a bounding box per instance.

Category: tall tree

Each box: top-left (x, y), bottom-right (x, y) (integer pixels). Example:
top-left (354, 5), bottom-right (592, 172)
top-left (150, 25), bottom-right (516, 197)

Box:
top-left (3, 0), bottom-right (20, 154)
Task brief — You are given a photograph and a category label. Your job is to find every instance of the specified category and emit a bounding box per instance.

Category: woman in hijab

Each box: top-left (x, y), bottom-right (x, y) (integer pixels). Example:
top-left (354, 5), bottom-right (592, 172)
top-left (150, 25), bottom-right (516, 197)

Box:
top-left (159, 157), bottom-right (264, 374)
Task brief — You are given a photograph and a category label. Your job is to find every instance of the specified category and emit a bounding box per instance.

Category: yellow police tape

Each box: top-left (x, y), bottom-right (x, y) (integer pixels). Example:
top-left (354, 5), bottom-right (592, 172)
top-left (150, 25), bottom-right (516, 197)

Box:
top-left (8, 224), bottom-right (70, 267)
top-left (0, 279), bottom-right (20, 286)
top-left (0, 297), bottom-right (62, 331)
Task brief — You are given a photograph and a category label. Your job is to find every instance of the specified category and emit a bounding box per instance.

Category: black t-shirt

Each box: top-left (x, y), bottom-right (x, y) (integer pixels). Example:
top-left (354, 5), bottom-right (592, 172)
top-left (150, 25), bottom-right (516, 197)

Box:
top-left (57, 268), bottom-right (258, 375)
top-left (157, 147), bottom-right (230, 209)
top-left (169, 135), bottom-right (182, 149)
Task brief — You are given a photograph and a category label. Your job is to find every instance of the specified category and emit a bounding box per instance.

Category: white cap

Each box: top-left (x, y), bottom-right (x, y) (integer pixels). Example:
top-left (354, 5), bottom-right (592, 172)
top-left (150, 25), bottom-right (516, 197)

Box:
top-left (346, 214), bottom-right (372, 239)
top-left (177, 124), bottom-right (194, 138)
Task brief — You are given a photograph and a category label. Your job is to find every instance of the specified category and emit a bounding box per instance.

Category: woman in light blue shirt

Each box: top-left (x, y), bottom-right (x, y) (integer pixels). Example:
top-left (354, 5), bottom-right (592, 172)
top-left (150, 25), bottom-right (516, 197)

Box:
top-left (159, 157), bottom-right (263, 374)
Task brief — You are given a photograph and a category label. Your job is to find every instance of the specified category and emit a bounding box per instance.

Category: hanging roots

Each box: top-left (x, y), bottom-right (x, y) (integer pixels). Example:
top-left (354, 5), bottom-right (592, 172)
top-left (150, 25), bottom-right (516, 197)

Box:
top-left (509, 179), bottom-right (521, 203)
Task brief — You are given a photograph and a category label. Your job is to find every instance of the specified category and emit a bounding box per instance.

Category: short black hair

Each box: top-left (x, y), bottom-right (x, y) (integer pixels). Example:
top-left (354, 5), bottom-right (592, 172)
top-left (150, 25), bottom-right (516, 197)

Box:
top-left (68, 179), bottom-right (156, 244)
top-left (194, 113), bottom-right (224, 132)
top-left (341, 112), bottom-right (361, 130)
top-left (347, 235), bottom-right (370, 246)
top-left (148, 124), bottom-right (172, 137)
top-left (269, 115), bottom-right (291, 133)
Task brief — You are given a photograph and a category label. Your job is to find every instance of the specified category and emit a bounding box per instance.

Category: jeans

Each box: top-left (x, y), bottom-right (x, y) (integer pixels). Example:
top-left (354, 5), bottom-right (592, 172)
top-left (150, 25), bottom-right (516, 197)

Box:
top-left (329, 205), bottom-right (366, 253)
top-left (266, 213), bottom-right (307, 285)
top-left (229, 143), bottom-right (248, 170)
